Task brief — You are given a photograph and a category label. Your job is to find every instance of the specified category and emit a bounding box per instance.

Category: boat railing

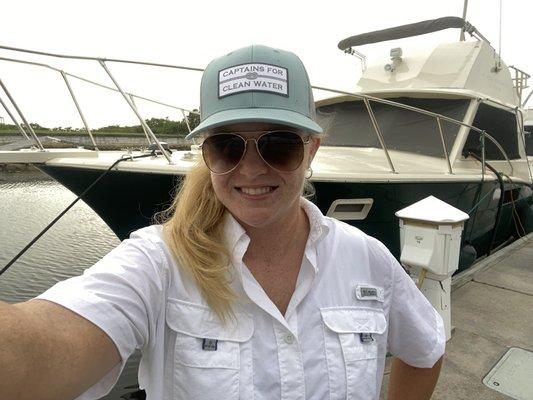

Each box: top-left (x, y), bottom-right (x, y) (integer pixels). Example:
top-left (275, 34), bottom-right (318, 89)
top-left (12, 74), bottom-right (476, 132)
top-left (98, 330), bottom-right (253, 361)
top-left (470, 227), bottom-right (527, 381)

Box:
top-left (509, 65), bottom-right (530, 105)
top-left (0, 45), bottom-right (202, 165)
top-left (0, 45), bottom-right (518, 178)
top-left (313, 86), bottom-right (516, 178)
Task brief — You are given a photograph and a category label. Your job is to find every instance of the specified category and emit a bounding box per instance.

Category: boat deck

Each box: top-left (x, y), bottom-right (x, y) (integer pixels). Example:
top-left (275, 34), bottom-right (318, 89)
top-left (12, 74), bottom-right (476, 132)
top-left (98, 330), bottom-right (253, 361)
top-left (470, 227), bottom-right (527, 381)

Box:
top-left (380, 233), bottom-right (533, 399)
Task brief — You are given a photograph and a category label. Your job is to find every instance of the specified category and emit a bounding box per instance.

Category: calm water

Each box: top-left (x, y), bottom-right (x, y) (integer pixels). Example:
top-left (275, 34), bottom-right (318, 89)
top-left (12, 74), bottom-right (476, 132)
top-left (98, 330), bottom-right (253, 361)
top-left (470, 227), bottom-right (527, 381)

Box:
top-left (0, 171), bottom-right (141, 399)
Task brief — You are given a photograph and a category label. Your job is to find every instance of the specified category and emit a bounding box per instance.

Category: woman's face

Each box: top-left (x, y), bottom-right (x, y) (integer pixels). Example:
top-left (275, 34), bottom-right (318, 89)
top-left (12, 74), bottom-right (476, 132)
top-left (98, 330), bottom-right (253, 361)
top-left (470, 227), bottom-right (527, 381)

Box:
top-left (208, 123), bottom-right (321, 230)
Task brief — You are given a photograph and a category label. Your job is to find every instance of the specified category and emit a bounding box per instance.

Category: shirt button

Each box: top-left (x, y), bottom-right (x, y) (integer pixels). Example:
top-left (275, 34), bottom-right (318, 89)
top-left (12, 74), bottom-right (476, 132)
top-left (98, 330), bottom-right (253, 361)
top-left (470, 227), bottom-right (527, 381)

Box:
top-left (284, 334), bottom-right (295, 344)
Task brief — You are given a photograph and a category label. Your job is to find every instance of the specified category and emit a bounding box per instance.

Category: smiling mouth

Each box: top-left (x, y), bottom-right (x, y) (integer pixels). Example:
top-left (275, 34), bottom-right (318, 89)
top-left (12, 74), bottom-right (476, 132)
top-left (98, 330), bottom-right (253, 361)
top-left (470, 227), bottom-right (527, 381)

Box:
top-left (237, 186), bottom-right (278, 195)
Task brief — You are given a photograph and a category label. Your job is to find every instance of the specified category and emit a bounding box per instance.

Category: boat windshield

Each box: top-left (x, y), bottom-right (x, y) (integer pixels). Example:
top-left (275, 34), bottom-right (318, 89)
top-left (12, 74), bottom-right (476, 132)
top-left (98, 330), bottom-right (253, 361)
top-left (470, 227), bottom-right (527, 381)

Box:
top-left (316, 97), bottom-right (470, 158)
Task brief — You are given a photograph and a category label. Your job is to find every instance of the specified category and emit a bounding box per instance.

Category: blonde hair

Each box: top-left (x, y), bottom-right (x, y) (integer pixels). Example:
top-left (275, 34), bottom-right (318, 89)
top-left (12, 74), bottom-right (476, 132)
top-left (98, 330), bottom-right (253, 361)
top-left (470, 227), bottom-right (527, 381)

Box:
top-left (157, 163), bottom-right (237, 322)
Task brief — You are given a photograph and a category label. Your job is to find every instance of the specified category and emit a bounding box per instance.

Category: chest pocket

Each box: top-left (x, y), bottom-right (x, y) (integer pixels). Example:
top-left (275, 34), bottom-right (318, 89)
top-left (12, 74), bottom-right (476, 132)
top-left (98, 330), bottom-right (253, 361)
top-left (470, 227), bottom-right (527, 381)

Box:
top-left (321, 307), bottom-right (387, 400)
top-left (166, 298), bottom-right (254, 400)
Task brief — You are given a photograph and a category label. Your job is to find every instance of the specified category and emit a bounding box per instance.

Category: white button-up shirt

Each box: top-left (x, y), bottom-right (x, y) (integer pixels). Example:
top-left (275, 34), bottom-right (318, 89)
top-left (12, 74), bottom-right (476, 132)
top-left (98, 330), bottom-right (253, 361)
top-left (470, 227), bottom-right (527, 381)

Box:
top-left (38, 199), bottom-right (445, 400)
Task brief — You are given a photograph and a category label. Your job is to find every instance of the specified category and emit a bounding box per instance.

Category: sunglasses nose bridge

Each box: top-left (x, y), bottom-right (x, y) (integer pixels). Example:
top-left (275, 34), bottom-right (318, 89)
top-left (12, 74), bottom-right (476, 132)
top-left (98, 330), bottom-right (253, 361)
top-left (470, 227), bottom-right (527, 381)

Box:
top-left (241, 137), bottom-right (264, 163)
top-left (231, 137), bottom-right (269, 176)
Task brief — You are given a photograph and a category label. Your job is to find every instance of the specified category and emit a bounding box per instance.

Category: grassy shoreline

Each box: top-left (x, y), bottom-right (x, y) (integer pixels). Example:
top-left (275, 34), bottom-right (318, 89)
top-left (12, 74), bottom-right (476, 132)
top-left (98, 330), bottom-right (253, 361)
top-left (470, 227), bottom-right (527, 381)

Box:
top-left (0, 131), bottom-right (185, 138)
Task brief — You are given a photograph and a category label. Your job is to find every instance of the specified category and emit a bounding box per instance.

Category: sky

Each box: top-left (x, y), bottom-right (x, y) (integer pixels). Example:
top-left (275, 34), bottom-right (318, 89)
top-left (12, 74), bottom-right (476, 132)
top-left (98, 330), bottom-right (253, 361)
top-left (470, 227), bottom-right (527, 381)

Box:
top-left (0, 0), bottom-right (531, 130)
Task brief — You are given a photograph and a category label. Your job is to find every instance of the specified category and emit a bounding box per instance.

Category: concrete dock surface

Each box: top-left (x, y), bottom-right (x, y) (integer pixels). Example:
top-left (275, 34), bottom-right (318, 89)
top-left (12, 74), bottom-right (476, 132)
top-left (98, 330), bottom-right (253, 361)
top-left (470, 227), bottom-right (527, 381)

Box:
top-left (380, 233), bottom-right (533, 399)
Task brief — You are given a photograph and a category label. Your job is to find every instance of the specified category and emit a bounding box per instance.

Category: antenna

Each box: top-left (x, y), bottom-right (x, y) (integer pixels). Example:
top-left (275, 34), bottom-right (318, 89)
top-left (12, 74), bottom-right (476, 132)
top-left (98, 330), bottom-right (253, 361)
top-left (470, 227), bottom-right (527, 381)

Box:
top-left (498, 0), bottom-right (502, 59)
top-left (494, 0), bottom-right (503, 72)
top-left (460, 0), bottom-right (468, 41)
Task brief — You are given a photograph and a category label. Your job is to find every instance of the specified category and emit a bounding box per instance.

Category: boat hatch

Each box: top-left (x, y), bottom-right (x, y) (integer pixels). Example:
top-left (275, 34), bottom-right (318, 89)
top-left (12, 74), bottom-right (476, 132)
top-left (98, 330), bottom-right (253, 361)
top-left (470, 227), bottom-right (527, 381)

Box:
top-left (326, 198), bottom-right (373, 220)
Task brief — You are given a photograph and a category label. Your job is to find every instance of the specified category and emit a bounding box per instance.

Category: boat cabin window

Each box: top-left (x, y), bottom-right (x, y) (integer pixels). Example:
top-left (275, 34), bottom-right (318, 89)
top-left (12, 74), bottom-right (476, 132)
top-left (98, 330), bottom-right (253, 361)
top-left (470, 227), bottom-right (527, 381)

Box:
top-left (462, 104), bottom-right (520, 160)
top-left (316, 97), bottom-right (469, 158)
top-left (524, 123), bottom-right (533, 156)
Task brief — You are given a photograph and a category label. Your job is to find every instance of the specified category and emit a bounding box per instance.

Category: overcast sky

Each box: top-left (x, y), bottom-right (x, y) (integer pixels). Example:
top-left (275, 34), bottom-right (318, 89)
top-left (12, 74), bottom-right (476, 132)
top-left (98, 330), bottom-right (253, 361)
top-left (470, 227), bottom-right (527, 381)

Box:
top-left (0, 0), bottom-right (531, 129)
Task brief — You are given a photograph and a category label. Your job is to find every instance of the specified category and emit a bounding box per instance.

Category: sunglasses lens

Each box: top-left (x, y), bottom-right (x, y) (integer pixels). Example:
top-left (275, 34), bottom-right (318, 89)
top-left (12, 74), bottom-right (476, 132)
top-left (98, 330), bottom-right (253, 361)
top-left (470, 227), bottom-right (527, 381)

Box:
top-left (202, 134), bottom-right (245, 173)
top-left (258, 131), bottom-right (305, 171)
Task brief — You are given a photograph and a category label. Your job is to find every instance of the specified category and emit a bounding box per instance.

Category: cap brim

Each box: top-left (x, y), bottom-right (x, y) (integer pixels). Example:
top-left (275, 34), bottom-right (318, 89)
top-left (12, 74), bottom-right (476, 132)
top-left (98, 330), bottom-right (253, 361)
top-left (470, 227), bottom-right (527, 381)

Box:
top-left (185, 108), bottom-right (323, 140)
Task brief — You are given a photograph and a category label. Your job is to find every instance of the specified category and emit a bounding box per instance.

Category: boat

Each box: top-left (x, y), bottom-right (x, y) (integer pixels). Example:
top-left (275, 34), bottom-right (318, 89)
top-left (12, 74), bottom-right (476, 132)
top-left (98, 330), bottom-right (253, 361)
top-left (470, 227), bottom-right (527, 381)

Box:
top-left (0, 16), bottom-right (531, 271)
top-left (314, 16), bottom-right (533, 269)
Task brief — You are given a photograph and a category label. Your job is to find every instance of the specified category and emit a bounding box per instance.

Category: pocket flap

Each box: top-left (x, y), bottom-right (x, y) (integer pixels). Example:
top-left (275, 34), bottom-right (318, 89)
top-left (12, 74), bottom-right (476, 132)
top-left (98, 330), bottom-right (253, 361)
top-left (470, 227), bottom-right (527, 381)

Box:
top-left (321, 307), bottom-right (387, 334)
top-left (166, 298), bottom-right (254, 342)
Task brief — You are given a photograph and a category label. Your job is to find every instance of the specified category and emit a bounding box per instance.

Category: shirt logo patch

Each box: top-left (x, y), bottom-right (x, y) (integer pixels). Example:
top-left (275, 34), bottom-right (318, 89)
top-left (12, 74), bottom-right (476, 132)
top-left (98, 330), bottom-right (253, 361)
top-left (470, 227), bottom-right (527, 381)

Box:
top-left (202, 338), bottom-right (218, 351)
top-left (355, 285), bottom-right (384, 302)
top-left (360, 332), bottom-right (375, 343)
top-left (218, 63), bottom-right (288, 98)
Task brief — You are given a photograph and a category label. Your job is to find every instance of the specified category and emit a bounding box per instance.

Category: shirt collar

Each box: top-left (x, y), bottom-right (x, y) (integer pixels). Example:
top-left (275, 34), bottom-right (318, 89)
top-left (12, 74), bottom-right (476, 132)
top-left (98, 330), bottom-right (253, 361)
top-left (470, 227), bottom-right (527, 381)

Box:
top-left (222, 198), bottom-right (329, 248)
top-left (300, 197), bottom-right (330, 245)
top-left (223, 211), bottom-right (248, 253)
top-left (222, 197), bottom-right (329, 268)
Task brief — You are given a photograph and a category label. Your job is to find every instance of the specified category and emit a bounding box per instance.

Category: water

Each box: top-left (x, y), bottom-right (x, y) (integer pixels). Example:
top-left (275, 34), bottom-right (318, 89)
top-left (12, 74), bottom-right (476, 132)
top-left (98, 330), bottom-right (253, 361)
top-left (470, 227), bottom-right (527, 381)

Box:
top-left (0, 171), bottom-right (141, 399)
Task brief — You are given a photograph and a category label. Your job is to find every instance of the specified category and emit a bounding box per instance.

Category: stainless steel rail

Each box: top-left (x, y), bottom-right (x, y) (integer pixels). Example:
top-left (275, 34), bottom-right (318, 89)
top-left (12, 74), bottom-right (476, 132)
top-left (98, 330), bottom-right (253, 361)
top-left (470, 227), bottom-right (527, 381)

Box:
top-left (509, 65), bottom-right (530, 104)
top-left (60, 71), bottom-right (98, 150)
top-left (0, 45), bottom-right (204, 72)
top-left (99, 60), bottom-right (172, 164)
top-left (0, 95), bottom-right (29, 140)
top-left (0, 54), bottom-right (199, 163)
top-left (129, 94), bottom-right (152, 145)
top-left (0, 78), bottom-right (44, 150)
top-left (362, 97), bottom-right (396, 173)
top-left (0, 56), bottom-right (199, 115)
top-left (436, 117), bottom-right (453, 175)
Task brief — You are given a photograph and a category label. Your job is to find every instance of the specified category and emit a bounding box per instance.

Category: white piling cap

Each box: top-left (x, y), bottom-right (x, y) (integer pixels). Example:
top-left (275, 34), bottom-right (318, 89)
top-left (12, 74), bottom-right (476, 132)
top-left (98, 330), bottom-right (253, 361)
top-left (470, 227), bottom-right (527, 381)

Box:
top-left (395, 195), bottom-right (469, 224)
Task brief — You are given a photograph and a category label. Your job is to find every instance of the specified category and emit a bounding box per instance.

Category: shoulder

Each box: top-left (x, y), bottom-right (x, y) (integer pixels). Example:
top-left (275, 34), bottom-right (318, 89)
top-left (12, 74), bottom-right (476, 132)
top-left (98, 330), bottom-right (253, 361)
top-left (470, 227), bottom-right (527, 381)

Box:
top-left (128, 224), bottom-right (165, 244)
top-left (89, 224), bottom-right (172, 284)
top-left (120, 225), bottom-right (168, 261)
top-left (121, 225), bottom-right (197, 297)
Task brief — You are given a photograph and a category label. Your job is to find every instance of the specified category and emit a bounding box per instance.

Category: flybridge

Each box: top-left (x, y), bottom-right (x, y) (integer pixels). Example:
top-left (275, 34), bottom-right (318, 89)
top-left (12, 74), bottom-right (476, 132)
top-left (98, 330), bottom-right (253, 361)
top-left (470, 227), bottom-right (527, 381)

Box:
top-left (337, 17), bottom-right (530, 108)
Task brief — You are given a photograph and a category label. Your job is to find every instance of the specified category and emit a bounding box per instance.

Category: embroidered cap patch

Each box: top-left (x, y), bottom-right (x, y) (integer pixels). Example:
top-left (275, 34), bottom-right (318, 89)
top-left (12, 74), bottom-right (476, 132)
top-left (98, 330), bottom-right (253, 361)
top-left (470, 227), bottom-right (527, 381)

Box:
top-left (218, 63), bottom-right (288, 98)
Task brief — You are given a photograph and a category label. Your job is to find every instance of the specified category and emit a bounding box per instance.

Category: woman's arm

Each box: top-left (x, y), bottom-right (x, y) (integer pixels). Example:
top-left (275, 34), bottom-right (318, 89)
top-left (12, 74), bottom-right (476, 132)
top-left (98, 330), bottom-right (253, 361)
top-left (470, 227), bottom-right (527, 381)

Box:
top-left (387, 356), bottom-right (443, 400)
top-left (0, 299), bottom-right (121, 400)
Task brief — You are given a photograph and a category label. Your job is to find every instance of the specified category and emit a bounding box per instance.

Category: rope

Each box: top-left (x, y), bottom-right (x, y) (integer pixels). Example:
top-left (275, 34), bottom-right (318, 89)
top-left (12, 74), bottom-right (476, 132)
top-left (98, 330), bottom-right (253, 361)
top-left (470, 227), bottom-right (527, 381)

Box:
top-left (0, 153), bottom-right (155, 277)
top-left (501, 172), bottom-right (527, 238)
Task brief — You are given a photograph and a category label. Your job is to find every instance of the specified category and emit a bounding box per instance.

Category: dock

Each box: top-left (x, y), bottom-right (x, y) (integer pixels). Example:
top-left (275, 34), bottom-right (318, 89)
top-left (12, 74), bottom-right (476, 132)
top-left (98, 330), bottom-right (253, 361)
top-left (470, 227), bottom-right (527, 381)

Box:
top-left (380, 233), bottom-right (533, 399)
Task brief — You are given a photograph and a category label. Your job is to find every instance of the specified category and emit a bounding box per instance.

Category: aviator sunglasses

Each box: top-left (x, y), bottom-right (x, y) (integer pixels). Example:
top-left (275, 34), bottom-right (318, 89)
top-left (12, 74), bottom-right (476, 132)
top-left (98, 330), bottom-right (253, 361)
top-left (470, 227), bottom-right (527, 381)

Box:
top-left (201, 130), bottom-right (310, 174)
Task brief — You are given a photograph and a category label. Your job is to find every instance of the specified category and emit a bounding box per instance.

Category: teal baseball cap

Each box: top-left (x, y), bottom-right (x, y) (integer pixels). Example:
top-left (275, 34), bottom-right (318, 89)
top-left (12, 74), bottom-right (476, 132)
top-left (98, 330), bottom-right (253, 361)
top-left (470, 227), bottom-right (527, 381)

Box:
top-left (185, 45), bottom-right (323, 139)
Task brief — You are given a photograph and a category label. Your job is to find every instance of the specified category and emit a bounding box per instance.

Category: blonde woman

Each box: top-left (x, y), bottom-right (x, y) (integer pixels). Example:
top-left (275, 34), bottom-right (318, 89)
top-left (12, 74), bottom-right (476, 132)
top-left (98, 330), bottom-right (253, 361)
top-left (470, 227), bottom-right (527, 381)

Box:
top-left (1, 45), bottom-right (444, 400)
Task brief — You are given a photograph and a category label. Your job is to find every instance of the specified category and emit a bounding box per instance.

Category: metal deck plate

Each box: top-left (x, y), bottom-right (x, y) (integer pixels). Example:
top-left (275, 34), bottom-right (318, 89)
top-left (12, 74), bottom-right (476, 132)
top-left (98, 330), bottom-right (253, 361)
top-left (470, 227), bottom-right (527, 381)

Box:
top-left (483, 347), bottom-right (533, 400)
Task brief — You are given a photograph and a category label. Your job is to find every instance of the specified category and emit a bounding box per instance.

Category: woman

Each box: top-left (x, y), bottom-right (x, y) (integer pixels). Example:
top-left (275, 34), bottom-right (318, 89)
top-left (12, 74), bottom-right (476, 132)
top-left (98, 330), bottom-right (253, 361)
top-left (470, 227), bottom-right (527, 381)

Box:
top-left (1, 45), bottom-right (444, 400)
